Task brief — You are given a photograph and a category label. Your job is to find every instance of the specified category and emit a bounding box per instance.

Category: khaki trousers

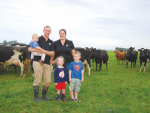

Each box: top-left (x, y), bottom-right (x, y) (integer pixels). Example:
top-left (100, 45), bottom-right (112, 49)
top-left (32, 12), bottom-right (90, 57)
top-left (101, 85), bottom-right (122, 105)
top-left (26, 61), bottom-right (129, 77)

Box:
top-left (33, 61), bottom-right (52, 87)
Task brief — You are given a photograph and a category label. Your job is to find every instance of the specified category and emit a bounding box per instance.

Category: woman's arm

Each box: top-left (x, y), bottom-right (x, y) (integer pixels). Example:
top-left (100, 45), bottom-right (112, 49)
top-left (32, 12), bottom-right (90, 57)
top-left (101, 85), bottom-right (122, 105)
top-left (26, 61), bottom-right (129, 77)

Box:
top-left (50, 52), bottom-right (56, 64)
top-left (71, 49), bottom-right (75, 56)
top-left (42, 49), bottom-right (54, 56)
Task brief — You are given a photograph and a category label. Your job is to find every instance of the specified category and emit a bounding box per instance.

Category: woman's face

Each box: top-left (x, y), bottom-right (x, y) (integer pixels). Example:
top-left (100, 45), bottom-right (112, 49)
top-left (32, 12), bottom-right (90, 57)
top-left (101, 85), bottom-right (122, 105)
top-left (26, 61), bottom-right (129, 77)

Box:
top-left (59, 30), bottom-right (66, 40)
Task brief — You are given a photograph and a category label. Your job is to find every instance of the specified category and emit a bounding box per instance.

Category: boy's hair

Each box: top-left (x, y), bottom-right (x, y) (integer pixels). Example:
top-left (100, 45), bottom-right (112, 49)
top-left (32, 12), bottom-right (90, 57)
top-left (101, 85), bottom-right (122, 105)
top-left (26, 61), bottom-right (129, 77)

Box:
top-left (73, 51), bottom-right (81, 56)
top-left (56, 56), bottom-right (65, 65)
top-left (32, 34), bottom-right (39, 39)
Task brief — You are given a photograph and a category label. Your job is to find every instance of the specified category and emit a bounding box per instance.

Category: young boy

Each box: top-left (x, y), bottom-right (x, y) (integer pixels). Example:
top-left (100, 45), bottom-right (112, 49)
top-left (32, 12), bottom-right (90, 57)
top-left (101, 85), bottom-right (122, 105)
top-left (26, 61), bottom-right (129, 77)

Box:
top-left (29, 34), bottom-right (45, 65)
top-left (54, 56), bottom-right (68, 102)
top-left (69, 51), bottom-right (84, 102)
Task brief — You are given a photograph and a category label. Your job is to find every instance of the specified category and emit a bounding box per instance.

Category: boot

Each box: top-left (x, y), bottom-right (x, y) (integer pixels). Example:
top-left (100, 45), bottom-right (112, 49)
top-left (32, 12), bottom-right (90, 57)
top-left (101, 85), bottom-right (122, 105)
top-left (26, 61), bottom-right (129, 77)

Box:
top-left (62, 93), bottom-right (67, 102)
top-left (55, 90), bottom-right (62, 99)
top-left (56, 94), bottom-right (62, 102)
top-left (33, 86), bottom-right (42, 102)
top-left (41, 86), bottom-right (51, 101)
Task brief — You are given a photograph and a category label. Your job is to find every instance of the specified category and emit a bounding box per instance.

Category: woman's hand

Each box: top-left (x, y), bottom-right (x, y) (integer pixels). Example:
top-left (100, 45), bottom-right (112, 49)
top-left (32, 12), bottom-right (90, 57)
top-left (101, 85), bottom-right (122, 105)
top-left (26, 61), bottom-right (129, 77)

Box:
top-left (50, 60), bottom-right (56, 65)
top-left (65, 82), bottom-right (68, 84)
top-left (54, 83), bottom-right (57, 85)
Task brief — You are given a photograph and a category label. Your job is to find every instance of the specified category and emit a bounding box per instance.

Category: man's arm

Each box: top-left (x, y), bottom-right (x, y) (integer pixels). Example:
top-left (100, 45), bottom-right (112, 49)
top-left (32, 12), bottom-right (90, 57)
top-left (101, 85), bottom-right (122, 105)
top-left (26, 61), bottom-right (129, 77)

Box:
top-left (28, 47), bottom-right (38, 52)
top-left (42, 50), bottom-right (54, 56)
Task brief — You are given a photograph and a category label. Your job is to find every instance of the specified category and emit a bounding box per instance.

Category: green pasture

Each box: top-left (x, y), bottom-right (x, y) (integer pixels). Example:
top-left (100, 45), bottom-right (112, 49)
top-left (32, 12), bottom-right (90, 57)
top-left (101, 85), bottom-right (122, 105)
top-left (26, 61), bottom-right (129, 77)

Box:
top-left (0, 52), bottom-right (150, 113)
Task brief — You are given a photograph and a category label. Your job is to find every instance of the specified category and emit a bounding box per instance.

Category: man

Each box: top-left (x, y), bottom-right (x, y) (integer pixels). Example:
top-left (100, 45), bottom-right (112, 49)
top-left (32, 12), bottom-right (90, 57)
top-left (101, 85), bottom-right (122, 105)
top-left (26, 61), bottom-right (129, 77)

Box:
top-left (28, 26), bottom-right (54, 102)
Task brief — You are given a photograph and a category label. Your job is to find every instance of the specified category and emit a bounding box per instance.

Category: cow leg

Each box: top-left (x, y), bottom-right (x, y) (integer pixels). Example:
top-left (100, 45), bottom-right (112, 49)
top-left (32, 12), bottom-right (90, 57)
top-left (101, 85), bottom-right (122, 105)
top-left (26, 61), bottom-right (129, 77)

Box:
top-left (14, 65), bottom-right (17, 73)
top-left (106, 62), bottom-right (108, 70)
top-left (131, 62), bottom-right (132, 68)
top-left (126, 61), bottom-right (128, 68)
top-left (87, 64), bottom-right (90, 76)
top-left (99, 62), bottom-right (102, 71)
top-left (147, 62), bottom-right (148, 70)
top-left (144, 62), bottom-right (146, 72)
top-left (140, 61), bottom-right (142, 72)
top-left (96, 62), bottom-right (97, 71)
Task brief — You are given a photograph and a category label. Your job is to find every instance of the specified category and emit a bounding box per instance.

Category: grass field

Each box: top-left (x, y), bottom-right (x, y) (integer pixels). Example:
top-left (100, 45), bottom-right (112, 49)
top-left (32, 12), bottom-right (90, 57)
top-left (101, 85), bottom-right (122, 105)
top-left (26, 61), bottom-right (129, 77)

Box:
top-left (0, 52), bottom-right (150, 113)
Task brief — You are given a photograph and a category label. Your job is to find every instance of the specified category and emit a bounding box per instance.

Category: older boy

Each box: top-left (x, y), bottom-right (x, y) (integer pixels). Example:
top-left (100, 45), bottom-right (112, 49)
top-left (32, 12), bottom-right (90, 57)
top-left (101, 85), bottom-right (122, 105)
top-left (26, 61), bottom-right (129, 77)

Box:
top-left (69, 51), bottom-right (84, 102)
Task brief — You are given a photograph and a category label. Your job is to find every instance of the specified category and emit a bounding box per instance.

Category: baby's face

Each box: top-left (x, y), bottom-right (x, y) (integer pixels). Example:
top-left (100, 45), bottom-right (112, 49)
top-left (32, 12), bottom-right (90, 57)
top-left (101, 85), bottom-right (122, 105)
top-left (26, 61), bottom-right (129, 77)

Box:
top-left (57, 58), bottom-right (64, 66)
top-left (33, 36), bottom-right (39, 42)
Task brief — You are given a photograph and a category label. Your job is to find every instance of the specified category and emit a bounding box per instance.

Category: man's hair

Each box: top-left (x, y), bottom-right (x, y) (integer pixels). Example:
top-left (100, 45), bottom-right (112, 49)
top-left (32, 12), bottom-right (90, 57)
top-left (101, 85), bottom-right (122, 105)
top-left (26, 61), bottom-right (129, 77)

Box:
top-left (32, 34), bottom-right (39, 39)
top-left (56, 56), bottom-right (65, 65)
top-left (59, 29), bottom-right (66, 34)
top-left (43, 26), bottom-right (51, 30)
top-left (73, 51), bottom-right (81, 56)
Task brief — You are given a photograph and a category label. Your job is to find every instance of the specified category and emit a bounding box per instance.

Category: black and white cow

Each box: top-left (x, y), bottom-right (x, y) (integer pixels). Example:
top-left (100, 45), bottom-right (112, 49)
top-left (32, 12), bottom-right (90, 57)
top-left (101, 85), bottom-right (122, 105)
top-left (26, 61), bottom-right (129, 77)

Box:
top-left (93, 49), bottom-right (109, 71)
top-left (75, 47), bottom-right (91, 75)
top-left (126, 47), bottom-right (138, 68)
top-left (89, 47), bottom-right (96, 65)
top-left (0, 45), bottom-right (30, 76)
top-left (138, 48), bottom-right (148, 72)
top-left (146, 49), bottom-right (150, 70)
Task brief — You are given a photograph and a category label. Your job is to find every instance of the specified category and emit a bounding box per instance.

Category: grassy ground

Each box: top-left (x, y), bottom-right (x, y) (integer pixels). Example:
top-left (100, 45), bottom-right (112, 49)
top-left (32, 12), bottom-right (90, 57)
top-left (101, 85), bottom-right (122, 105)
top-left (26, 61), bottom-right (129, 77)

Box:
top-left (0, 52), bottom-right (150, 113)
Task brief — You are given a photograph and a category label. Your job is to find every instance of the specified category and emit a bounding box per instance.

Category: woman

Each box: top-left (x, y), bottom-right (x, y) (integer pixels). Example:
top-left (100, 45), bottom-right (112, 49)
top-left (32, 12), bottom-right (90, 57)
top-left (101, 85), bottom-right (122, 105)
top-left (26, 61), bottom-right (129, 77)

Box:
top-left (52, 29), bottom-right (75, 81)
top-left (52, 29), bottom-right (75, 99)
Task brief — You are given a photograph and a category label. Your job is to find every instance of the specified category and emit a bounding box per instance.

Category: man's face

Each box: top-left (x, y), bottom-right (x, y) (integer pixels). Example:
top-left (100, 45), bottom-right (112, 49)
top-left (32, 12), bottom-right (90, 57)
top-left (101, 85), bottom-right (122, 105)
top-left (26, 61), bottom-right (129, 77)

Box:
top-left (43, 27), bottom-right (51, 37)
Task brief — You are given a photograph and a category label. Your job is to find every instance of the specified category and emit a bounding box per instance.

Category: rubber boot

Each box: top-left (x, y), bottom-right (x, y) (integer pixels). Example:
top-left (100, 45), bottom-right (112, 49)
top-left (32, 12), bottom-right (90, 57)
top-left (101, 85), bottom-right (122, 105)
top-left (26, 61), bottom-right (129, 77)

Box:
top-left (33, 86), bottom-right (42, 102)
top-left (56, 94), bottom-right (62, 102)
top-left (55, 90), bottom-right (62, 99)
top-left (41, 86), bottom-right (51, 101)
top-left (62, 93), bottom-right (67, 102)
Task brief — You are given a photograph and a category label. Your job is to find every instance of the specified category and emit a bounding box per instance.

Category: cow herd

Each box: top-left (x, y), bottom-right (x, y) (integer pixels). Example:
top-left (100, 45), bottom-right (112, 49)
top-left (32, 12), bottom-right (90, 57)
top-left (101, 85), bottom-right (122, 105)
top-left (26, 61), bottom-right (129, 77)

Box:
top-left (114, 47), bottom-right (150, 72)
top-left (0, 45), bottom-right (150, 77)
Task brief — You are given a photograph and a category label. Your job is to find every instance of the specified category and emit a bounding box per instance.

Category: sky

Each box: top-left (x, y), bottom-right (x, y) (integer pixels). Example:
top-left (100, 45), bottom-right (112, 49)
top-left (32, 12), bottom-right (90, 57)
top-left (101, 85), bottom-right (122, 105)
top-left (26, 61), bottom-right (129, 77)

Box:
top-left (0, 0), bottom-right (150, 50)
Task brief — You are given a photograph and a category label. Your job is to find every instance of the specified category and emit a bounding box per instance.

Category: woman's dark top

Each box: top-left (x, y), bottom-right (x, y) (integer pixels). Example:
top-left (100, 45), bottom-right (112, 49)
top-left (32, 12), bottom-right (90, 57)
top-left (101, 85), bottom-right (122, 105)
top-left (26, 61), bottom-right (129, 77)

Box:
top-left (54, 39), bottom-right (74, 63)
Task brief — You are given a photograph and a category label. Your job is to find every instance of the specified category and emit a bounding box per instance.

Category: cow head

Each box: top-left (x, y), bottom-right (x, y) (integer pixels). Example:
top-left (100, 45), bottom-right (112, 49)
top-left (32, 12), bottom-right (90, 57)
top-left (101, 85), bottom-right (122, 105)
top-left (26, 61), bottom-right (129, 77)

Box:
top-left (138, 48), bottom-right (147, 58)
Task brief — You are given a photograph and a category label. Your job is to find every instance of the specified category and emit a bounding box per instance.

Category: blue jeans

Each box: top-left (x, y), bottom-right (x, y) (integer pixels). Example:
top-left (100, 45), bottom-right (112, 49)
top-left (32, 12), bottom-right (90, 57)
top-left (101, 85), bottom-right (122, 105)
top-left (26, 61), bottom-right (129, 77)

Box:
top-left (55, 63), bottom-right (70, 83)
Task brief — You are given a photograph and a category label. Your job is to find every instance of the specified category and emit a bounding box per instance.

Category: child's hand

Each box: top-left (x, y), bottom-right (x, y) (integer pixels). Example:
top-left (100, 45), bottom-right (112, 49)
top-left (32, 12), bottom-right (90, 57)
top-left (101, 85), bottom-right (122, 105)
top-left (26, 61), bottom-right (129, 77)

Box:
top-left (65, 82), bottom-right (68, 84)
top-left (54, 83), bottom-right (57, 85)
top-left (69, 79), bottom-right (72, 83)
top-left (81, 78), bottom-right (84, 82)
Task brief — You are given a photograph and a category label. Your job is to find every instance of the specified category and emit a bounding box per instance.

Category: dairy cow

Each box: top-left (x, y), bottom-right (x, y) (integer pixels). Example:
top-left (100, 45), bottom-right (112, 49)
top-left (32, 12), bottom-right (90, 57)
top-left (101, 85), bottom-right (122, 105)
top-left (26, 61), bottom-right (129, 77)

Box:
top-left (75, 47), bottom-right (91, 75)
top-left (0, 45), bottom-right (30, 76)
top-left (93, 49), bottom-right (109, 71)
top-left (114, 50), bottom-right (126, 65)
top-left (138, 48), bottom-right (147, 72)
top-left (126, 47), bottom-right (138, 68)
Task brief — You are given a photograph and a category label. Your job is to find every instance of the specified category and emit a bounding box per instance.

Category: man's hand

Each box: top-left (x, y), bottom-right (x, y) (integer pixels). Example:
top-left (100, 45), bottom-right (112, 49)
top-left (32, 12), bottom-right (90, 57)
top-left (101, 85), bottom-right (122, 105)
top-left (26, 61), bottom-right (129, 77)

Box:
top-left (54, 83), bottom-right (57, 85)
top-left (65, 82), bottom-right (68, 84)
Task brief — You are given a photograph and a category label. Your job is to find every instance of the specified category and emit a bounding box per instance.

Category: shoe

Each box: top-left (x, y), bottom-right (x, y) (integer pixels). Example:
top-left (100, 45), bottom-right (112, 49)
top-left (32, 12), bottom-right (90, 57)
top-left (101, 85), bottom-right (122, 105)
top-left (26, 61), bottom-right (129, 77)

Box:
top-left (74, 99), bottom-right (81, 102)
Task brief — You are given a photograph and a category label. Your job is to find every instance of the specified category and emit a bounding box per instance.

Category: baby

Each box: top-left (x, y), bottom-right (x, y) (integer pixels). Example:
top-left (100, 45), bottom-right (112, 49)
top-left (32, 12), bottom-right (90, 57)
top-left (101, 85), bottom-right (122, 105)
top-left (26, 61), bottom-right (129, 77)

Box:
top-left (29, 34), bottom-right (45, 65)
